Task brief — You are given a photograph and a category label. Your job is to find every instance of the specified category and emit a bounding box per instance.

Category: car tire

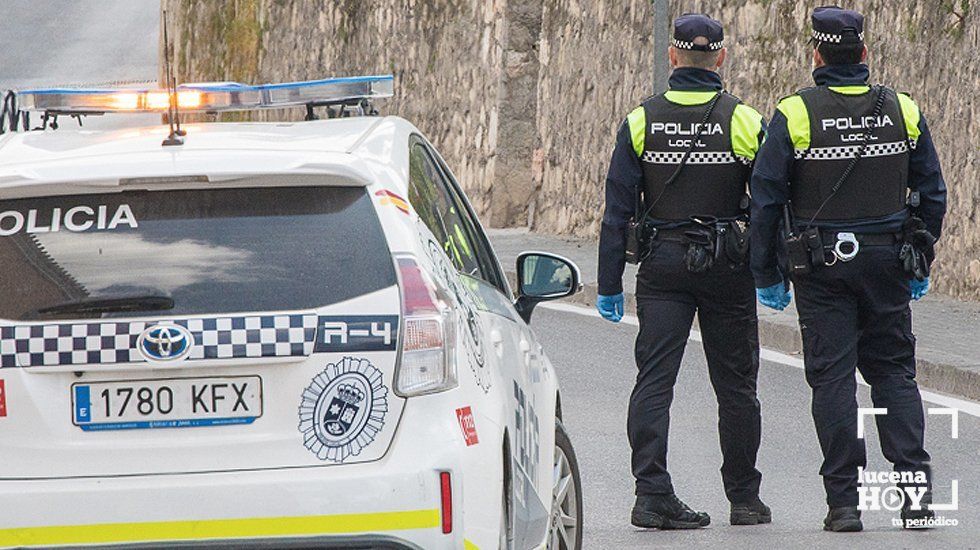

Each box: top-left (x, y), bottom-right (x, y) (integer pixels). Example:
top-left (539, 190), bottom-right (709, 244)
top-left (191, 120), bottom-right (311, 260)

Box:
top-left (500, 439), bottom-right (514, 550)
top-left (548, 420), bottom-right (583, 550)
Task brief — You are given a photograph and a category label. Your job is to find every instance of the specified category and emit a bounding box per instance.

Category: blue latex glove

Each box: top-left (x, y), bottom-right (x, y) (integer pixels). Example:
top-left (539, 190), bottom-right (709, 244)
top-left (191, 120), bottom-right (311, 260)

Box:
top-left (596, 293), bottom-right (624, 323)
top-left (757, 282), bottom-right (792, 311)
top-left (910, 277), bottom-right (929, 301)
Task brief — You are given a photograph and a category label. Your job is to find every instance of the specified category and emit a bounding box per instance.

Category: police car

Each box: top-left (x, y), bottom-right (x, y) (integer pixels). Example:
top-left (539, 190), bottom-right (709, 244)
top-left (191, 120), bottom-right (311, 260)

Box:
top-left (0, 76), bottom-right (583, 550)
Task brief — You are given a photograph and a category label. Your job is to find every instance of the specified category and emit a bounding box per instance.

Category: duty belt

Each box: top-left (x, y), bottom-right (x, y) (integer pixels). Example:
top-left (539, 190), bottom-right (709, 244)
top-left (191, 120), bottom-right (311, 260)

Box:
top-left (819, 231), bottom-right (901, 247)
top-left (653, 225), bottom-right (748, 242)
top-left (820, 231), bottom-right (902, 264)
top-left (650, 227), bottom-right (690, 243)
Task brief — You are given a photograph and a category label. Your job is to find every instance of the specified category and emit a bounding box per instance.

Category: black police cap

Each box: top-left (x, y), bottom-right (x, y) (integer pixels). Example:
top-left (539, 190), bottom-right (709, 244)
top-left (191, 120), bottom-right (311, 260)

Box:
top-left (672, 13), bottom-right (724, 51)
top-left (811, 6), bottom-right (864, 44)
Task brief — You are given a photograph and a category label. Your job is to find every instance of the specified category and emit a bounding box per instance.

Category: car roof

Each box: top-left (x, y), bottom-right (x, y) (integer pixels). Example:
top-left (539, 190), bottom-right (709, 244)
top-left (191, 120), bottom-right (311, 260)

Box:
top-left (0, 116), bottom-right (420, 196)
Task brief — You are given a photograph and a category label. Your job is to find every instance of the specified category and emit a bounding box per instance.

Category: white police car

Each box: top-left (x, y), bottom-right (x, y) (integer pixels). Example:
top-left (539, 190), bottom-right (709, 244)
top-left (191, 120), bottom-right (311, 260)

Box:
top-left (0, 76), bottom-right (583, 549)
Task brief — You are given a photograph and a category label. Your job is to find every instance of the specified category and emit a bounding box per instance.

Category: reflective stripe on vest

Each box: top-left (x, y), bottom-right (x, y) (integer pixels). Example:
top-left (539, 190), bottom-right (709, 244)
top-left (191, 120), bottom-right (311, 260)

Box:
top-left (664, 90), bottom-right (717, 105)
top-left (627, 106), bottom-right (646, 158)
top-left (635, 91), bottom-right (755, 221)
top-left (630, 94), bottom-right (763, 163)
top-left (787, 86), bottom-right (912, 222)
top-left (777, 95), bottom-right (810, 150)
top-left (780, 88), bottom-right (923, 158)
top-left (731, 103), bottom-right (764, 160)
top-left (897, 92), bottom-right (922, 141)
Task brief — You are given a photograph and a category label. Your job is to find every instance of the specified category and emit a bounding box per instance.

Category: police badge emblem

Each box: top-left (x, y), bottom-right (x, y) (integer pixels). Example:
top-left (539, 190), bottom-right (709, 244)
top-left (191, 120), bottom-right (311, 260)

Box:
top-left (298, 357), bottom-right (388, 463)
top-left (323, 383), bottom-right (364, 436)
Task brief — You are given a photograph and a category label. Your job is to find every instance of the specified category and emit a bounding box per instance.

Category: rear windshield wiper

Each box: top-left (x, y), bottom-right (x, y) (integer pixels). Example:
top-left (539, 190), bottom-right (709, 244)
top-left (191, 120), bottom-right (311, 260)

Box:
top-left (31, 295), bottom-right (175, 317)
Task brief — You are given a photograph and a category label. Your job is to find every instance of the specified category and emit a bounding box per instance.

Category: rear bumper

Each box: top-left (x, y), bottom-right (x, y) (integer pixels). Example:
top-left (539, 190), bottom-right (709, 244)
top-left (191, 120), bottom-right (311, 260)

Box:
top-left (35, 535), bottom-right (423, 550)
top-left (0, 397), bottom-right (492, 550)
top-left (0, 462), bottom-right (449, 549)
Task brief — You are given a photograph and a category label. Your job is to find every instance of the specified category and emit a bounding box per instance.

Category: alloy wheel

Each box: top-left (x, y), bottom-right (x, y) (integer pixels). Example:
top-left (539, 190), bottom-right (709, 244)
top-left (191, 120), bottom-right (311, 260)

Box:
top-left (548, 444), bottom-right (579, 549)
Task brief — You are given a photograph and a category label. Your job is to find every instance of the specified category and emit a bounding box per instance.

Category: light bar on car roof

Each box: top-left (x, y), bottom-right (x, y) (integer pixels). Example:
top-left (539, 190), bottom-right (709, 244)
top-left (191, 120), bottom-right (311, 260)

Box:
top-left (17, 75), bottom-right (394, 114)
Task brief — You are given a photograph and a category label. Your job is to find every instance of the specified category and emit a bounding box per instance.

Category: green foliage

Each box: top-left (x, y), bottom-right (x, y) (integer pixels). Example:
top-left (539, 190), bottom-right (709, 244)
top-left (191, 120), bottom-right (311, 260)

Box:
top-left (940, 0), bottom-right (971, 40)
top-left (776, 0), bottom-right (796, 21)
top-left (337, 0), bottom-right (366, 44)
top-left (222, 0), bottom-right (263, 83)
top-left (905, 21), bottom-right (918, 43)
top-left (180, 0), bottom-right (263, 83)
top-left (172, 0), bottom-right (263, 120)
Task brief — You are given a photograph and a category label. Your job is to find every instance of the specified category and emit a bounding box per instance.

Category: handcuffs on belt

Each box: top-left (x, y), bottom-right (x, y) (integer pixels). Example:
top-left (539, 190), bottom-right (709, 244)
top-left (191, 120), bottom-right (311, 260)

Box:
top-left (826, 232), bottom-right (860, 266)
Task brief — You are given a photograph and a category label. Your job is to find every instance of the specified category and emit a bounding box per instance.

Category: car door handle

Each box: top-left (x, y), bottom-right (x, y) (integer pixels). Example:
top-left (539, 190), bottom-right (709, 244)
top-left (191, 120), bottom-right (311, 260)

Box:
top-left (490, 329), bottom-right (505, 357)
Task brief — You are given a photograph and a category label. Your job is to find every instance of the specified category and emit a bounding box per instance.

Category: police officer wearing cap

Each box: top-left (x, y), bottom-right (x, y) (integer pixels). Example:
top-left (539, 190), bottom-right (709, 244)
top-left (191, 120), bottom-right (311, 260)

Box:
top-left (597, 13), bottom-right (771, 529)
top-left (750, 6), bottom-right (947, 532)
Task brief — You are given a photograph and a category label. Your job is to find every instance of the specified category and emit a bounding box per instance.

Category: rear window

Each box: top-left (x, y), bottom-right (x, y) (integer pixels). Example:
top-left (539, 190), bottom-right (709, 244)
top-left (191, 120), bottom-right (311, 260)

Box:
top-left (0, 185), bottom-right (396, 321)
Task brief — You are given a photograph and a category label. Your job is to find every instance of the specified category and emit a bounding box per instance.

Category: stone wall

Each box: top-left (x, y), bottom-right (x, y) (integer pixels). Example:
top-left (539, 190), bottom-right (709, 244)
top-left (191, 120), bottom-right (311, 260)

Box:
top-left (163, 0), bottom-right (508, 219)
top-left (166, 0), bottom-right (979, 300)
top-left (531, 0), bottom-right (656, 235)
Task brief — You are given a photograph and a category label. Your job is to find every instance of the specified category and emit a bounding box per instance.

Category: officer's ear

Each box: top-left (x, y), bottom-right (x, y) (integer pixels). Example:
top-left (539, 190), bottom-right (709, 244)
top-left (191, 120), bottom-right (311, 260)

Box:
top-left (860, 45), bottom-right (868, 63)
top-left (668, 46), bottom-right (679, 68)
top-left (813, 47), bottom-right (825, 68)
top-left (715, 47), bottom-right (727, 70)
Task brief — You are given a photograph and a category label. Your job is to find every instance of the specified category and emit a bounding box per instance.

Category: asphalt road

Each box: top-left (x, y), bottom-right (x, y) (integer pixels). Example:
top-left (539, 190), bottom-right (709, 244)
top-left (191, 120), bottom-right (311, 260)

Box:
top-left (533, 303), bottom-right (980, 549)
top-left (0, 0), bottom-right (158, 91)
top-left (0, 0), bottom-right (159, 131)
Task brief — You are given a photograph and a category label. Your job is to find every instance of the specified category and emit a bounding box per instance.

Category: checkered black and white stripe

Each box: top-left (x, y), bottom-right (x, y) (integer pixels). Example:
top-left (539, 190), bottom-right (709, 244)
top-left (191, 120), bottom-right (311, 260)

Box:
top-left (0, 313), bottom-right (318, 368)
top-left (811, 30), bottom-right (864, 43)
top-left (670, 38), bottom-right (724, 51)
top-left (642, 150), bottom-right (745, 165)
top-left (793, 140), bottom-right (911, 160)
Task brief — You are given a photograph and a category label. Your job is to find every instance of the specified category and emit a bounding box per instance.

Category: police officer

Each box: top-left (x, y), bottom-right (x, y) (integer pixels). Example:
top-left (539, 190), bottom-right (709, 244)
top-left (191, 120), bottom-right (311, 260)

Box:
top-left (597, 13), bottom-right (770, 529)
top-left (750, 6), bottom-right (947, 532)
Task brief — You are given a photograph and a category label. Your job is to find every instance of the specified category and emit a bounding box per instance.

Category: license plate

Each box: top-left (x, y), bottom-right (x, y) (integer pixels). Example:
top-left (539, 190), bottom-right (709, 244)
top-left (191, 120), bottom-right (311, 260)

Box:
top-left (72, 376), bottom-right (262, 431)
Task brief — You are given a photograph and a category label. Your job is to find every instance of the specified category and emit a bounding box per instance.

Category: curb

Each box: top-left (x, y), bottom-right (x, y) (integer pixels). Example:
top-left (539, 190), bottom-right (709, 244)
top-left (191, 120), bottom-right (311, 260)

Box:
top-left (506, 271), bottom-right (980, 403)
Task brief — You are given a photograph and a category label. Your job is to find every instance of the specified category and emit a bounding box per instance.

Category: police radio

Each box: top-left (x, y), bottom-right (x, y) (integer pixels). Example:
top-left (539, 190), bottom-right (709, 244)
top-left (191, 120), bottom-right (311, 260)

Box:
top-left (783, 205), bottom-right (813, 275)
top-left (625, 218), bottom-right (645, 264)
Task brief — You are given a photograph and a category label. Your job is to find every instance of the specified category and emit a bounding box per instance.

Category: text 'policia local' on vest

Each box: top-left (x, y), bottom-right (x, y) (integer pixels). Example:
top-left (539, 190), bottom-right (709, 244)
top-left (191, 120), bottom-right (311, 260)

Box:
top-left (778, 85), bottom-right (922, 222)
top-left (628, 91), bottom-right (757, 221)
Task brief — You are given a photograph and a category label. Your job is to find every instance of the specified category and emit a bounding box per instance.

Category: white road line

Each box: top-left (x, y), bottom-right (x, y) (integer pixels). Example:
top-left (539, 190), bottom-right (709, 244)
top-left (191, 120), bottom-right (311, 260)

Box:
top-left (541, 301), bottom-right (980, 418)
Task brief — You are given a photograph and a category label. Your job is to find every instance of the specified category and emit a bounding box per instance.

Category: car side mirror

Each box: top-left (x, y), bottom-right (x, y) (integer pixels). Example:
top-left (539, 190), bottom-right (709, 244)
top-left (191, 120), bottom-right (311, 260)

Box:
top-left (514, 251), bottom-right (582, 323)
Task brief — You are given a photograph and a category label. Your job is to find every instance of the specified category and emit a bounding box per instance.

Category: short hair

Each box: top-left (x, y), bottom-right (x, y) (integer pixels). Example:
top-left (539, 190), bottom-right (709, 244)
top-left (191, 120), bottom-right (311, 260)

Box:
top-left (673, 36), bottom-right (722, 70)
top-left (815, 41), bottom-right (864, 65)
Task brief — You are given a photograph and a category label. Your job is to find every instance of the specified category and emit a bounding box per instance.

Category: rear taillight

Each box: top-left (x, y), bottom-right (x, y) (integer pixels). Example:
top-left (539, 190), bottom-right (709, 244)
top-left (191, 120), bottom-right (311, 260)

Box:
top-left (395, 256), bottom-right (457, 396)
top-left (440, 471), bottom-right (453, 534)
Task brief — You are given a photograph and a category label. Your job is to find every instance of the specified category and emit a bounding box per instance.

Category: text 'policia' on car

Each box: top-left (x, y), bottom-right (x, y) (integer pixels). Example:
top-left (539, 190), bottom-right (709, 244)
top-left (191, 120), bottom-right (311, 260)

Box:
top-left (0, 73), bottom-right (584, 550)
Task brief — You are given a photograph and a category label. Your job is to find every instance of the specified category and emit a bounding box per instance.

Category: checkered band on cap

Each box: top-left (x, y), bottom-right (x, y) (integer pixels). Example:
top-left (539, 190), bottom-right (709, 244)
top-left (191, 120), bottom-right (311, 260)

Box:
top-left (0, 313), bottom-right (318, 368)
top-left (670, 38), bottom-right (724, 51)
top-left (811, 30), bottom-right (865, 43)
top-left (642, 150), bottom-right (746, 165)
top-left (793, 140), bottom-right (911, 161)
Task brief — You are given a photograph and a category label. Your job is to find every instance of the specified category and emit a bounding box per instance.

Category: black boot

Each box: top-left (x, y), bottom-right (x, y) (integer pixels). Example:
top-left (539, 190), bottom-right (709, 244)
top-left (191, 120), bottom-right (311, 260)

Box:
top-left (823, 506), bottom-right (863, 532)
top-left (730, 496), bottom-right (772, 526)
top-left (900, 489), bottom-right (935, 529)
top-left (631, 494), bottom-right (710, 529)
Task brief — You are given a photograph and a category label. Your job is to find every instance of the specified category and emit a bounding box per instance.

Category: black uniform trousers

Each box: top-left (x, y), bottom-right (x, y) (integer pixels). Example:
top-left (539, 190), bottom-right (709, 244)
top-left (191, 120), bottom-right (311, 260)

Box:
top-left (793, 243), bottom-right (931, 508)
top-left (628, 241), bottom-right (763, 504)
